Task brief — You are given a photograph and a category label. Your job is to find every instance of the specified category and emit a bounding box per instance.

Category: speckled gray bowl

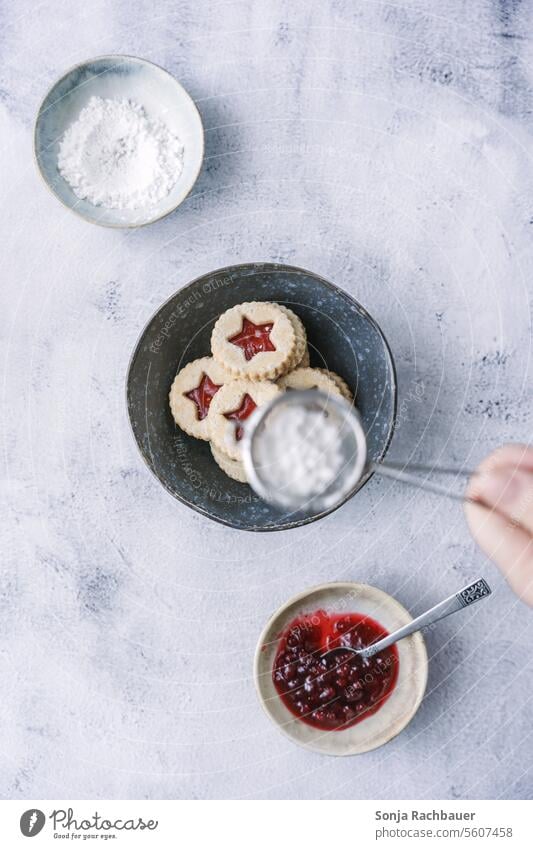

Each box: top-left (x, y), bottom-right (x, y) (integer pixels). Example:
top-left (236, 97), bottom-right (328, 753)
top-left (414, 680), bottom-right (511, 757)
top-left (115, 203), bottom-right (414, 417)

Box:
top-left (34, 55), bottom-right (204, 227)
top-left (126, 263), bottom-right (397, 531)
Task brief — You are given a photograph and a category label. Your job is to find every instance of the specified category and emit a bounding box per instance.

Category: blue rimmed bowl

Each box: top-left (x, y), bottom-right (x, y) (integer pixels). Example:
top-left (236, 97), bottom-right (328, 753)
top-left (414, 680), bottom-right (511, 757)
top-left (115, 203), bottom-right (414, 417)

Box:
top-left (34, 55), bottom-right (204, 228)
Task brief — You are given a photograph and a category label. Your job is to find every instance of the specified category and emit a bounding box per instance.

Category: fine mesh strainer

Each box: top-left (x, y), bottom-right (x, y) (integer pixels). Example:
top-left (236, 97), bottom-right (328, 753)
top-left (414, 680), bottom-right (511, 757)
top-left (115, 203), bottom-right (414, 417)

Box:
top-left (241, 390), bottom-right (476, 513)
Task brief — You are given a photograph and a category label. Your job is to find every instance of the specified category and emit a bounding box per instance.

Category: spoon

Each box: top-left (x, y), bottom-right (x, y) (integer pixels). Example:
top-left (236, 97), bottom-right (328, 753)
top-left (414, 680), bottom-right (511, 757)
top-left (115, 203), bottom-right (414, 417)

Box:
top-left (321, 578), bottom-right (492, 660)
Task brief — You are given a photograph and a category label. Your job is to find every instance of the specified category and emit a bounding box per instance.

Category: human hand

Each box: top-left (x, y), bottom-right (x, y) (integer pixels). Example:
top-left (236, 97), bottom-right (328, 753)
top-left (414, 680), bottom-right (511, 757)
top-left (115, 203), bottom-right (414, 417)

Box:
top-left (464, 444), bottom-right (533, 606)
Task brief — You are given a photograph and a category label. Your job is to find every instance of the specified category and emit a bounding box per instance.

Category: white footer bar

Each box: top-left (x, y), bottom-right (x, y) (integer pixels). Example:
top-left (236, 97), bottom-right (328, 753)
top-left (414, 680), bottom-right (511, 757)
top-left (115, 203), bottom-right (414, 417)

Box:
top-left (1, 799), bottom-right (530, 848)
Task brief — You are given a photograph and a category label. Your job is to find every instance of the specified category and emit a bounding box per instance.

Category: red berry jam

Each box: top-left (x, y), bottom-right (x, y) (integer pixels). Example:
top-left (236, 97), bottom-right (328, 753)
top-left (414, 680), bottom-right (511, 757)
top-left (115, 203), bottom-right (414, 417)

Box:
top-left (185, 373), bottom-right (222, 420)
top-left (228, 318), bottom-right (276, 361)
top-left (224, 393), bottom-right (257, 440)
top-left (272, 609), bottom-right (399, 731)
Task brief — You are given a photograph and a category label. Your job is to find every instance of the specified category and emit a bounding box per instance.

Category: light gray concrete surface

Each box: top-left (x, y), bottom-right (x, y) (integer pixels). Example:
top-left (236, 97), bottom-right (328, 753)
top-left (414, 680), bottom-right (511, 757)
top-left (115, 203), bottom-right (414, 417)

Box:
top-left (1, 0), bottom-right (532, 799)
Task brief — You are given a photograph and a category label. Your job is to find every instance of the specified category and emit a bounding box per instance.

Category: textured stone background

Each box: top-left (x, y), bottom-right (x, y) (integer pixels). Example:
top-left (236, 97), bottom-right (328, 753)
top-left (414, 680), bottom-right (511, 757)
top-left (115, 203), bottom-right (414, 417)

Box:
top-left (1, 0), bottom-right (532, 799)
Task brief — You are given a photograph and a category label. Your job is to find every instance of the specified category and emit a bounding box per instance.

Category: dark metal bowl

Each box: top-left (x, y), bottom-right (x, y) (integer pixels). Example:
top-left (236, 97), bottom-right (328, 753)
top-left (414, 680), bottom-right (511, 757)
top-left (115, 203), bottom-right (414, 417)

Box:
top-left (126, 263), bottom-right (397, 531)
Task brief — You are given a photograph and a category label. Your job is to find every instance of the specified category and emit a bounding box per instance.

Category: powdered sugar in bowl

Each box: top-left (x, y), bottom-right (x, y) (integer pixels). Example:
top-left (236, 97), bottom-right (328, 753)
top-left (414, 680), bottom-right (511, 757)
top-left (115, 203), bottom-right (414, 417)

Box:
top-left (34, 55), bottom-right (204, 227)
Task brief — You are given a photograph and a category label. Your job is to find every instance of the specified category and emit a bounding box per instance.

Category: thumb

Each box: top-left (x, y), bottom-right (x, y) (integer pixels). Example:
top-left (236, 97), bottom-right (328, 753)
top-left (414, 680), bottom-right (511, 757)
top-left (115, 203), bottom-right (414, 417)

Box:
top-left (468, 468), bottom-right (533, 536)
top-left (464, 500), bottom-right (533, 606)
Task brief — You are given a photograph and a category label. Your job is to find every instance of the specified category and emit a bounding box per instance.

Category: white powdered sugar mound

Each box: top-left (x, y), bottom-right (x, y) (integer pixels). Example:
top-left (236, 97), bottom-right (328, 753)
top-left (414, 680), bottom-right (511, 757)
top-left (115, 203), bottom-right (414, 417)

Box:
top-left (57, 96), bottom-right (185, 210)
top-left (254, 405), bottom-right (345, 504)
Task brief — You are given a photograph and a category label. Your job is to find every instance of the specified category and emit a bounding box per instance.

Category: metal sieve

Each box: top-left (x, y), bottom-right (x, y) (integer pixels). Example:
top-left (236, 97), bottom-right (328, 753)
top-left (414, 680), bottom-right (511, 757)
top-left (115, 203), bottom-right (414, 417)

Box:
top-left (241, 389), bottom-right (476, 514)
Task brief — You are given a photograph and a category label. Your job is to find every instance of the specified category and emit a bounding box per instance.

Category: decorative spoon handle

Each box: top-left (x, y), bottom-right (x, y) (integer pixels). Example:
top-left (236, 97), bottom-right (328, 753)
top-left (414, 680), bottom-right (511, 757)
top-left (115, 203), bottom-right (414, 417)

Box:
top-left (360, 578), bottom-right (492, 658)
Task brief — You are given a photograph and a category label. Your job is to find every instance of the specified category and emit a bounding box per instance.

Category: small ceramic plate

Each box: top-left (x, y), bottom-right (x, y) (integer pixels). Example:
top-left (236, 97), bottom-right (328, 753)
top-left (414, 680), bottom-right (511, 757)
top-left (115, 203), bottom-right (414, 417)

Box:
top-left (34, 55), bottom-right (204, 227)
top-left (254, 582), bottom-right (428, 755)
top-left (126, 263), bottom-right (397, 531)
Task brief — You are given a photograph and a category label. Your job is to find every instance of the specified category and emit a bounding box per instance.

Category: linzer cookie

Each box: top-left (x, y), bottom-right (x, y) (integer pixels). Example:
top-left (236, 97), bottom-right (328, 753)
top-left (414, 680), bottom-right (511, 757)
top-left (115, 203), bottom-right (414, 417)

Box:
top-left (208, 379), bottom-right (281, 461)
top-left (211, 302), bottom-right (296, 380)
top-left (211, 443), bottom-right (247, 483)
top-left (277, 366), bottom-right (353, 401)
top-left (316, 368), bottom-right (353, 401)
top-left (299, 347), bottom-right (311, 367)
top-left (169, 356), bottom-right (230, 440)
top-left (276, 304), bottom-right (308, 368)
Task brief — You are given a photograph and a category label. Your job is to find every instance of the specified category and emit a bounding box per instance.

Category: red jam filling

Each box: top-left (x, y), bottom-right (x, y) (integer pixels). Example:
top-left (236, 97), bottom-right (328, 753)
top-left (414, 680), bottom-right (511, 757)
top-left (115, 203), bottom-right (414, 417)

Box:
top-left (185, 373), bottom-right (222, 421)
top-left (272, 609), bottom-right (399, 731)
top-left (224, 393), bottom-right (257, 441)
top-left (228, 318), bottom-right (276, 361)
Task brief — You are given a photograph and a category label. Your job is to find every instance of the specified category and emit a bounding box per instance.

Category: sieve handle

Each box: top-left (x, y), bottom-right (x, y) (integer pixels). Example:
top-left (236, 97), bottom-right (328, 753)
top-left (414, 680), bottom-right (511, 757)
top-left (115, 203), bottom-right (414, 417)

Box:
top-left (371, 461), bottom-right (478, 504)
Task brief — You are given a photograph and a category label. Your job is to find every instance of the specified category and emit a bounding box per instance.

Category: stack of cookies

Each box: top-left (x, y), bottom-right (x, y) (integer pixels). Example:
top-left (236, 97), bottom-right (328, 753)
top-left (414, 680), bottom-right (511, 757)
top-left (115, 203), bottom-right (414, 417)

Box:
top-left (169, 301), bottom-right (352, 483)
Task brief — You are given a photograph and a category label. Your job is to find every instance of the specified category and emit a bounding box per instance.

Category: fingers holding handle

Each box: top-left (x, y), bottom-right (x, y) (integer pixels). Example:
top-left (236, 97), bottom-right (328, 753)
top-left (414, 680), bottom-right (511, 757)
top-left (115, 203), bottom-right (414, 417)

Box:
top-left (465, 444), bottom-right (533, 607)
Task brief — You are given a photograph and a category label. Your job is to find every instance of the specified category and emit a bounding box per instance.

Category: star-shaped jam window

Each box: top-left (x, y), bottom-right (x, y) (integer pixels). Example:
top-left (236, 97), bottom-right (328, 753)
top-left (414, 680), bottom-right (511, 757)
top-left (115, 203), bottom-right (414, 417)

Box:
top-left (184, 373), bottom-right (222, 421)
top-left (228, 317), bottom-right (276, 361)
top-left (224, 393), bottom-right (257, 441)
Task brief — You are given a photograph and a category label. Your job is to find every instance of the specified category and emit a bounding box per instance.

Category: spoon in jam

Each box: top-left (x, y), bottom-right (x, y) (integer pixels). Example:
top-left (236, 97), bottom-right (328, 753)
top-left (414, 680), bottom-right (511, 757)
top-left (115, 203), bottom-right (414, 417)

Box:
top-left (321, 578), bottom-right (492, 660)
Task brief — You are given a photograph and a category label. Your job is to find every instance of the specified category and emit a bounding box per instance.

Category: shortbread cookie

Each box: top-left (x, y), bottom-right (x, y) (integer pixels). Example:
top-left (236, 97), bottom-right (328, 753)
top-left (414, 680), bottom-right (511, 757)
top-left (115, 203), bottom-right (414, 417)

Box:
top-left (169, 357), bottom-right (230, 440)
top-left (211, 443), bottom-right (247, 483)
top-left (277, 367), bottom-right (352, 402)
top-left (211, 302), bottom-right (297, 380)
top-left (208, 379), bottom-right (281, 461)
top-left (316, 368), bottom-right (353, 401)
top-left (298, 346), bottom-right (311, 367)
top-left (276, 304), bottom-right (307, 369)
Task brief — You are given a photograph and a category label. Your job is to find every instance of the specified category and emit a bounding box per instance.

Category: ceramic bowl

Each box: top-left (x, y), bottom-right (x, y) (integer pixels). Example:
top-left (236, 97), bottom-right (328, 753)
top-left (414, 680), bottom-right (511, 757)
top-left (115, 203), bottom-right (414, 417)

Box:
top-left (126, 263), bottom-right (397, 531)
top-left (34, 55), bottom-right (204, 227)
top-left (254, 582), bottom-right (428, 755)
